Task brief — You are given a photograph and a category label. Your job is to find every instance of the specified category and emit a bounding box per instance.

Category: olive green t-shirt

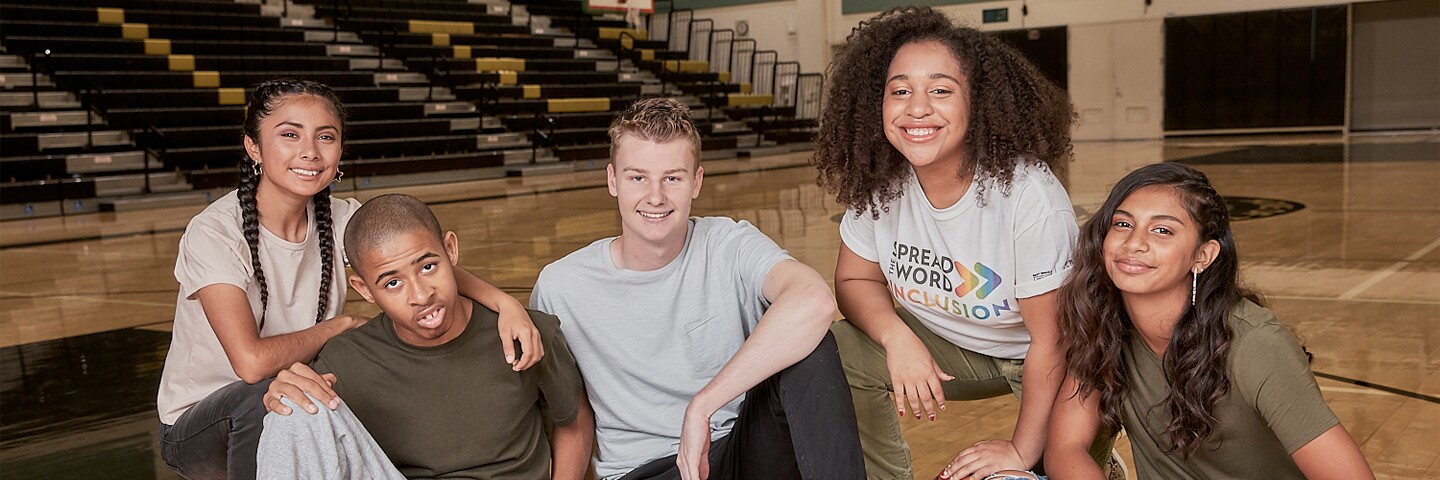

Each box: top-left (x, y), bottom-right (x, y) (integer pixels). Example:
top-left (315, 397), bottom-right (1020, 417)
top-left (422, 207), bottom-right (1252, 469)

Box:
top-left (312, 301), bottom-right (583, 480)
top-left (1121, 299), bottom-right (1339, 479)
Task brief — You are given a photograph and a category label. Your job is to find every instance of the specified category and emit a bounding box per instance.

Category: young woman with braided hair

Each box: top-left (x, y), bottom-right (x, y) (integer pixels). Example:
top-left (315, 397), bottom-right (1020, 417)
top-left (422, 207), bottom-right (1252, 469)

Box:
top-left (156, 79), bottom-right (544, 479)
top-left (1046, 163), bottom-right (1372, 479)
top-left (817, 7), bottom-right (1113, 479)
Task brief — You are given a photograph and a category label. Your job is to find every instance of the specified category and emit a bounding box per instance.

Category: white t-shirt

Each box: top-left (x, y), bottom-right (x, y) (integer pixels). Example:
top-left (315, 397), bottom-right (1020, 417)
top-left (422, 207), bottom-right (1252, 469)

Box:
top-left (157, 190), bottom-right (361, 425)
top-left (839, 163), bottom-right (1077, 359)
top-left (530, 217), bottom-right (792, 480)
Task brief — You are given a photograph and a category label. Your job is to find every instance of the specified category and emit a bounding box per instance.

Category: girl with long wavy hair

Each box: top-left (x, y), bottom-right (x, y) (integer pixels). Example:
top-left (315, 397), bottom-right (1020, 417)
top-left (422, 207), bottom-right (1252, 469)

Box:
top-left (816, 6), bottom-right (1103, 480)
top-left (156, 79), bottom-right (544, 479)
top-left (1046, 163), bottom-right (1372, 479)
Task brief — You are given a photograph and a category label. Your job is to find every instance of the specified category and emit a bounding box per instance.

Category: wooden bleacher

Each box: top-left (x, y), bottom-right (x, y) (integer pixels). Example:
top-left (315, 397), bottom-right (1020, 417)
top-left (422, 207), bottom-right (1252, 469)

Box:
top-left (0, 0), bottom-right (822, 220)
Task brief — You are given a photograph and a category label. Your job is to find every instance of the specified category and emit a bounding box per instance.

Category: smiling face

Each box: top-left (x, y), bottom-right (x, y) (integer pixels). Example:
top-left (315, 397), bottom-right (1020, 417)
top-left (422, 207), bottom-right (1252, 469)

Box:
top-left (347, 229), bottom-right (470, 347)
top-left (607, 134), bottom-right (703, 251)
top-left (1103, 186), bottom-right (1219, 303)
top-left (243, 94), bottom-right (343, 201)
top-left (883, 40), bottom-right (971, 175)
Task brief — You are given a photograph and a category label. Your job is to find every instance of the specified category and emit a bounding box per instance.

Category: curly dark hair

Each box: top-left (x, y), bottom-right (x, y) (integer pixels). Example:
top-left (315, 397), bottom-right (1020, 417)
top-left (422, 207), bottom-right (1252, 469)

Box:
top-left (1058, 163), bottom-right (1264, 458)
top-left (812, 6), bottom-right (1074, 217)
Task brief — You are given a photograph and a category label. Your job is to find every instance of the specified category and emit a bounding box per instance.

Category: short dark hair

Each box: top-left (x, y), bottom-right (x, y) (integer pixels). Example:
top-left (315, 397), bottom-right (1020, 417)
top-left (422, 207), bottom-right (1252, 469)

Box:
top-left (343, 194), bottom-right (444, 274)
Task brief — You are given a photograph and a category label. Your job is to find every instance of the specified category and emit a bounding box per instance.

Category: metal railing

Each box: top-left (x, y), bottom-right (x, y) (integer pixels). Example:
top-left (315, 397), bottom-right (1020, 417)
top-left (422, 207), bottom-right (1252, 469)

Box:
top-left (426, 54), bottom-right (452, 101)
top-left (530, 112), bottom-right (555, 163)
top-left (794, 73), bottom-right (824, 120)
top-left (730, 39), bottom-right (755, 92)
top-left (139, 124), bottom-right (167, 194)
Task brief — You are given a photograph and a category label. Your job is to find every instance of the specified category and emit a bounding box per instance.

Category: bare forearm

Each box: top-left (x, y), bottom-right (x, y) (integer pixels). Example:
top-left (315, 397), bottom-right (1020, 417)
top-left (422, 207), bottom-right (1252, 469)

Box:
top-left (233, 318), bottom-right (352, 383)
top-left (455, 267), bottom-right (524, 313)
top-left (836, 278), bottom-right (912, 347)
top-left (1046, 444), bottom-right (1106, 480)
top-left (552, 393), bottom-right (595, 480)
top-left (691, 284), bottom-right (834, 417)
top-left (1044, 376), bottom-right (1106, 479)
top-left (1013, 343), bottom-right (1063, 466)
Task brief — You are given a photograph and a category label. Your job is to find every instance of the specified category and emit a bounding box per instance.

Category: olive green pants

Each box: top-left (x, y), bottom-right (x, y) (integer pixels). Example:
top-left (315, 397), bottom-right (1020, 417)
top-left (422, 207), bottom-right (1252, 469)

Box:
top-left (831, 309), bottom-right (1113, 479)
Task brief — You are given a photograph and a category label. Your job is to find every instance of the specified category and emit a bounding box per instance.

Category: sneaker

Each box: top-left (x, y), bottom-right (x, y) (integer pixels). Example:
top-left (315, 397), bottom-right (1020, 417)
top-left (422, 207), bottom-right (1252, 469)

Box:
top-left (1106, 449), bottom-right (1129, 480)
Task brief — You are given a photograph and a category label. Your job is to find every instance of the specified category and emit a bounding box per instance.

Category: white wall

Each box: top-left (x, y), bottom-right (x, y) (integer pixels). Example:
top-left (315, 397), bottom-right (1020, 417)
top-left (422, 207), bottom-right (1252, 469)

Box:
top-left (688, 0), bottom-right (832, 75)
top-left (1069, 20), bottom-right (1165, 140)
top-left (828, 0), bottom-right (1386, 41)
top-left (675, 0), bottom-right (1411, 139)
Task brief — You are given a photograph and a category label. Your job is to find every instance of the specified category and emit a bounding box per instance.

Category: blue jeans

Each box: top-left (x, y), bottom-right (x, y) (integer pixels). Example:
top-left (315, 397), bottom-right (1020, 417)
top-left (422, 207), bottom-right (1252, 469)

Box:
top-left (159, 379), bottom-right (273, 480)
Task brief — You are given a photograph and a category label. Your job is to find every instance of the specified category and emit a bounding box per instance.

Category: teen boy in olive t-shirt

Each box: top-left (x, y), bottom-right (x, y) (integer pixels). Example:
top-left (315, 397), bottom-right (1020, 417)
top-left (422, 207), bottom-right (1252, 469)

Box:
top-left (255, 194), bottom-right (589, 479)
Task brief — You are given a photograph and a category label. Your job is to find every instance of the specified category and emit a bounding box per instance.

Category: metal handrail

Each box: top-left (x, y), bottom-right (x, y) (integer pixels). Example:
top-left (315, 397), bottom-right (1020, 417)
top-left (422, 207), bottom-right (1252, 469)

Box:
top-left (530, 113), bottom-right (555, 163)
top-left (79, 79), bottom-right (108, 150)
top-left (140, 124), bottom-right (166, 194)
top-left (332, 0), bottom-right (352, 43)
top-left (427, 54), bottom-right (452, 101)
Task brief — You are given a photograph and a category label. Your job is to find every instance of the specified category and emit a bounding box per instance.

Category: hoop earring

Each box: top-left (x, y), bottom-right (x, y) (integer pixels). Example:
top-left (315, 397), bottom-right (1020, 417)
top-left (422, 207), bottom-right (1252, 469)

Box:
top-left (252, 162), bottom-right (263, 176)
top-left (1191, 269), bottom-right (1198, 306)
top-left (333, 170), bottom-right (344, 185)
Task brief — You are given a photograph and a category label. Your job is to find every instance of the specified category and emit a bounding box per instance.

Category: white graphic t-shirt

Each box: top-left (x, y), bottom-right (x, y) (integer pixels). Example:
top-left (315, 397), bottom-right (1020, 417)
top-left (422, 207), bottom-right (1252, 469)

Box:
top-left (840, 163), bottom-right (1077, 359)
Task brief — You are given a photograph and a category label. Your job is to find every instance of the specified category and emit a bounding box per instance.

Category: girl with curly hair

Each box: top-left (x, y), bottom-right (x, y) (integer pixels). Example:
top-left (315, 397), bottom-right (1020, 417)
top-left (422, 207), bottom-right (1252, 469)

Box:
top-left (1046, 163), bottom-right (1372, 479)
top-left (156, 79), bottom-right (544, 479)
top-left (817, 6), bottom-right (1091, 479)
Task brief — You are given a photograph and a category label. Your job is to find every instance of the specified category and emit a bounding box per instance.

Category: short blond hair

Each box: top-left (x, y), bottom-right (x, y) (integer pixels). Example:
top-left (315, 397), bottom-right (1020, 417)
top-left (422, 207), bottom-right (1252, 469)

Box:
top-left (608, 97), bottom-right (701, 165)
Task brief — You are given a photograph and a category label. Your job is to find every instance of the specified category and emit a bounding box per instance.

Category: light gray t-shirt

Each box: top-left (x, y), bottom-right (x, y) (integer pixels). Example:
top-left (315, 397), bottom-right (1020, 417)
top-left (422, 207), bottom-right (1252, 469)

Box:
top-left (530, 217), bottom-right (792, 480)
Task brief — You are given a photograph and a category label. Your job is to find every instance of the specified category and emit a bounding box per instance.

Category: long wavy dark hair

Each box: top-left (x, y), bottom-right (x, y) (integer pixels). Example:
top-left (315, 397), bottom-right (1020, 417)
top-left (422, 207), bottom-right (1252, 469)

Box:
top-left (1058, 162), bottom-right (1263, 458)
top-left (239, 79), bottom-right (347, 330)
top-left (812, 6), bottom-right (1074, 217)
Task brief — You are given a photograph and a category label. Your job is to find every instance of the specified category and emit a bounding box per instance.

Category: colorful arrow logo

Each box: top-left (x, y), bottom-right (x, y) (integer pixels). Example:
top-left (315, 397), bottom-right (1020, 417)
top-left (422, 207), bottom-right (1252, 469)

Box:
top-left (953, 262), bottom-right (1002, 299)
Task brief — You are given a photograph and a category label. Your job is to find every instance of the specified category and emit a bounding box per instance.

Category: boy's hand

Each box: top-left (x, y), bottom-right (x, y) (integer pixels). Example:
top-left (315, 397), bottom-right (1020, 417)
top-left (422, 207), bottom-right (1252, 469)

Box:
top-left (497, 301), bottom-right (543, 371)
top-left (264, 362), bottom-right (341, 415)
top-left (677, 406), bottom-right (712, 480)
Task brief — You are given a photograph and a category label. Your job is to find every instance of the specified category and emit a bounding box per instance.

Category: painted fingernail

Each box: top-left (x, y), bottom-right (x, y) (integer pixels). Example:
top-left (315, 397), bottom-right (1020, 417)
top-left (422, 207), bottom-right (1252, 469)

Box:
top-left (929, 414), bottom-right (935, 421)
top-left (940, 404), bottom-right (947, 411)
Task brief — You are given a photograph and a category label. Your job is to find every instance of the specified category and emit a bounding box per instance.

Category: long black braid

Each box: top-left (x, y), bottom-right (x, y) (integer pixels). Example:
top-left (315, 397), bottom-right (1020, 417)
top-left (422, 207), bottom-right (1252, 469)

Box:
top-left (240, 79), bottom-right (347, 330)
top-left (311, 190), bottom-right (335, 324)
top-left (237, 154), bottom-right (270, 327)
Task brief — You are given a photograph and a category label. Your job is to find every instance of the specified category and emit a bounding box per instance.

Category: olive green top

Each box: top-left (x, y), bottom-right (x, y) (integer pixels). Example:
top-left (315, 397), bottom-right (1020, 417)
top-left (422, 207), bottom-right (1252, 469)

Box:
top-left (1122, 299), bottom-right (1339, 479)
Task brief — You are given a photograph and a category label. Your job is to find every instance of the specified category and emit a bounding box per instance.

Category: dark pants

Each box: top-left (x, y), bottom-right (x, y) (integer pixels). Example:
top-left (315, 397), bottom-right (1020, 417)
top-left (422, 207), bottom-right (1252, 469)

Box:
top-left (621, 332), bottom-right (864, 480)
top-left (159, 378), bottom-right (273, 480)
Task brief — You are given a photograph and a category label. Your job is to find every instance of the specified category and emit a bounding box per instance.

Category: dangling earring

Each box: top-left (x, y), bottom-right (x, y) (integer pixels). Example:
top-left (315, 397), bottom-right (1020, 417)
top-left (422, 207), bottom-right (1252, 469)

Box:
top-left (333, 169), bottom-right (345, 185)
top-left (252, 161), bottom-right (264, 176)
top-left (1191, 269), bottom-right (1199, 306)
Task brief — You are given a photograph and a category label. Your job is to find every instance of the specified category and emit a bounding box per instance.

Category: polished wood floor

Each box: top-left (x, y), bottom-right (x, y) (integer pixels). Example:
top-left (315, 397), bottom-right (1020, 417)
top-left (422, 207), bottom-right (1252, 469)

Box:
top-left (1, 134), bottom-right (1437, 479)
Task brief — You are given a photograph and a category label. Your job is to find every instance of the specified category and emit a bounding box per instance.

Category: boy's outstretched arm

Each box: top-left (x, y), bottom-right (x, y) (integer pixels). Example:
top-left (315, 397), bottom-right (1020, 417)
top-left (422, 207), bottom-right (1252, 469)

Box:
top-left (552, 389), bottom-right (595, 480)
top-left (677, 259), bottom-right (836, 480)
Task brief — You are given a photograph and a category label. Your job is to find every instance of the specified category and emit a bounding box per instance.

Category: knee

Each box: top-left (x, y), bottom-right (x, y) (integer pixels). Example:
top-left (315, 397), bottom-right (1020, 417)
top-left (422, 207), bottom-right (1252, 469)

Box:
top-left (830, 321), bottom-right (887, 383)
top-left (261, 396), bottom-right (342, 434)
top-left (233, 379), bottom-right (275, 421)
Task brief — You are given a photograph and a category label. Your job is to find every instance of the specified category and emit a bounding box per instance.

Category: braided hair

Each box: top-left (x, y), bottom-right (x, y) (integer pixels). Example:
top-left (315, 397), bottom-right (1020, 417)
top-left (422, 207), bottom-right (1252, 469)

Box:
top-left (239, 79), bottom-right (347, 329)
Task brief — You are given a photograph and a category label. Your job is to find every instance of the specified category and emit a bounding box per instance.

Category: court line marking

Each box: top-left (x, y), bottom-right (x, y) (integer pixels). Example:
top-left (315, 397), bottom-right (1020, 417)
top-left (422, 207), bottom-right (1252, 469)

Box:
top-left (1267, 295), bottom-right (1440, 306)
top-left (1319, 385), bottom-right (1395, 397)
top-left (0, 290), bottom-right (172, 308)
top-left (1313, 371), bottom-right (1440, 405)
top-left (1338, 235), bottom-right (1440, 300)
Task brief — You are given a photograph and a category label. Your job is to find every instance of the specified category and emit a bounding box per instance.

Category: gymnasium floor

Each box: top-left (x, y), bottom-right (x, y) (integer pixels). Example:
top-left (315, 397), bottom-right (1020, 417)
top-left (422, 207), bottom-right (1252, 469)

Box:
top-left (1, 133), bottom-right (1437, 479)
